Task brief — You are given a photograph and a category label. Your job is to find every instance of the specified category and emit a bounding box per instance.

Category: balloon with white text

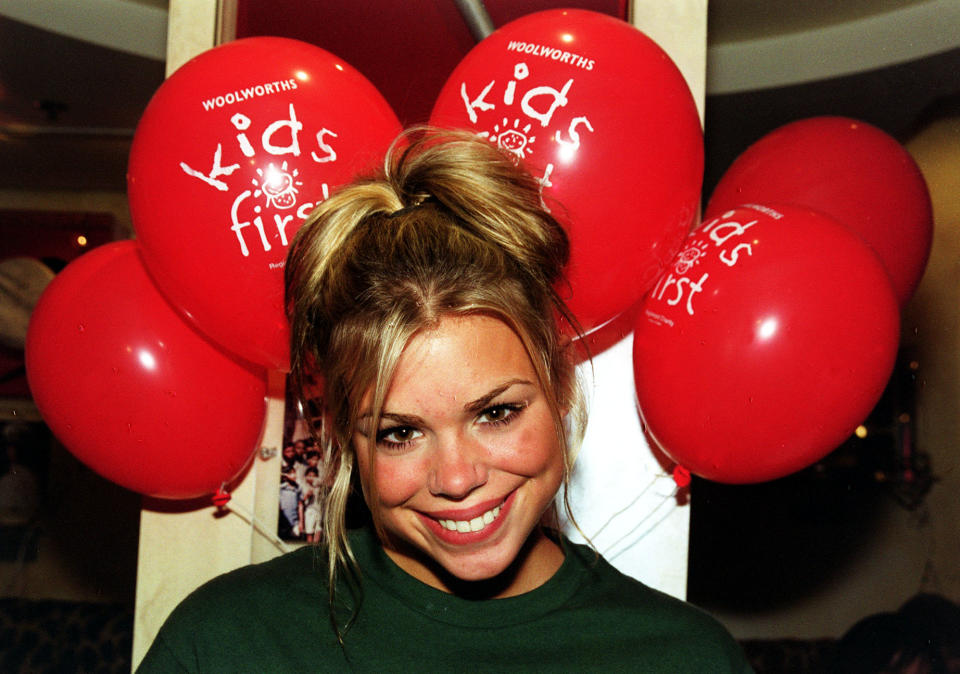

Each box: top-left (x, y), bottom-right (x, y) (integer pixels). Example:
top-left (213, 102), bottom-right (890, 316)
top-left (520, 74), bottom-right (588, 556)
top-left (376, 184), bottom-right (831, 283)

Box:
top-left (129, 37), bottom-right (402, 371)
top-left (633, 204), bottom-right (900, 483)
top-left (430, 9), bottom-right (703, 340)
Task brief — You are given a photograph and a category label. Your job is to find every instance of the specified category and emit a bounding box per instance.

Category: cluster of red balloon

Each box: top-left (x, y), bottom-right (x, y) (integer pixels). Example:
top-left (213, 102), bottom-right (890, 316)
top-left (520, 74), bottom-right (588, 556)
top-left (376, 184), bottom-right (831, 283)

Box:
top-left (633, 117), bottom-right (932, 483)
top-left (430, 9), bottom-right (703, 346)
top-left (31, 22), bottom-right (921, 495)
top-left (25, 38), bottom-right (402, 499)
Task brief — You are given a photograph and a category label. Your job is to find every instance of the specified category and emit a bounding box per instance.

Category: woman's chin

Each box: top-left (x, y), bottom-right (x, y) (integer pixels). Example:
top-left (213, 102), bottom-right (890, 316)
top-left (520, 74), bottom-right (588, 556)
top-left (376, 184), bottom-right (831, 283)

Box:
top-left (441, 557), bottom-right (514, 584)
top-left (432, 532), bottom-right (559, 598)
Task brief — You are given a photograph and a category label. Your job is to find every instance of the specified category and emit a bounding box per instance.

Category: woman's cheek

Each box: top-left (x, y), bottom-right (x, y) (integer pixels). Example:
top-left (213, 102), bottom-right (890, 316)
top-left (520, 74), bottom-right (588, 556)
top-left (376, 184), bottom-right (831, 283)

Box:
top-left (498, 419), bottom-right (563, 477)
top-left (373, 453), bottom-right (429, 507)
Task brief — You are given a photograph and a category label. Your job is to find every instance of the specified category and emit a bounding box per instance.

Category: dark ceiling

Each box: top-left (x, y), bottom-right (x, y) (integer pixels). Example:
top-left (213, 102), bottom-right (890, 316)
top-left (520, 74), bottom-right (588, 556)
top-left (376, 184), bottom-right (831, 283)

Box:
top-left (0, 1), bottom-right (957, 194)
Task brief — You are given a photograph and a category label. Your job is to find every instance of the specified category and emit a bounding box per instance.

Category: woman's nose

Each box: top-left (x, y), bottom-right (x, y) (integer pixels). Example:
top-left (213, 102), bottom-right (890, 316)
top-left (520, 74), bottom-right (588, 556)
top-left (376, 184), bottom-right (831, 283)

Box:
top-left (427, 435), bottom-right (488, 499)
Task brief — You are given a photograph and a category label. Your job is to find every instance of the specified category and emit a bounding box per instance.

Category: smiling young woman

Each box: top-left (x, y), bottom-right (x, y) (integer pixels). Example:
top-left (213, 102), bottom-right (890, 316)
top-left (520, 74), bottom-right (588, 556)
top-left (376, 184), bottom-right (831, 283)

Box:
top-left (137, 128), bottom-right (752, 673)
top-left (354, 313), bottom-right (566, 597)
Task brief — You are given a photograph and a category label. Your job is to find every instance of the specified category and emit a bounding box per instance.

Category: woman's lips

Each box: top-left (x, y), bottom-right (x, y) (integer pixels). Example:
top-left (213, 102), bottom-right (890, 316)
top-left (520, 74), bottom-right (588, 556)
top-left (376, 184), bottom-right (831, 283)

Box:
top-left (437, 502), bottom-right (502, 533)
top-left (417, 490), bottom-right (517, 544)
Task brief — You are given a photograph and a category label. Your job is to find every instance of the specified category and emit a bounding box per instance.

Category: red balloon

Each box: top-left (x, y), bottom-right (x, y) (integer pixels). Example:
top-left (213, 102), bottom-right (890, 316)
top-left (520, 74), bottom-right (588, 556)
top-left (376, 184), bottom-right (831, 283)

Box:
top-left (129, 37), bottom-right (402, 371)
top-left (25, 241), bottom-right (267, 499)
top-left (633, 204), bottom-right (900, 484)
top-left (430, 9), bottom-right (703, 334)
top-left (705, 116), bottom-right (932, 306)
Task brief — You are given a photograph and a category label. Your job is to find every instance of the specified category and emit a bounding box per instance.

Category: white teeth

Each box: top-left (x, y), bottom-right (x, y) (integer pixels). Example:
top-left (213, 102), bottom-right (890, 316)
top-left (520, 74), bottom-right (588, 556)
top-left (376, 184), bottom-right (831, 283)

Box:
top-left (438, 504), bottom-right (502, 534)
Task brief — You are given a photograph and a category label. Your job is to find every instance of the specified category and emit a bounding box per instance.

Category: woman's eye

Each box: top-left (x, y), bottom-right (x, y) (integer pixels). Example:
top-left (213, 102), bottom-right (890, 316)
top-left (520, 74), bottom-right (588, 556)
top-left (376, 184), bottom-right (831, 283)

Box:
top-left (376, 426), bottom-right (422, 447)
top-left (478, 403), bottom-right (525, 425)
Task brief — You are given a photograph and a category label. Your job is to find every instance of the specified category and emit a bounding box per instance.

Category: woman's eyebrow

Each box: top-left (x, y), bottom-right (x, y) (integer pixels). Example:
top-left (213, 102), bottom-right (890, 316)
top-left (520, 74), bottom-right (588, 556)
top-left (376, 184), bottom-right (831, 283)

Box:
top-left (355, 379), bottom-right (536, 425)
top-left (464, 379), bottom-right (534, 413)
top-left (356, 411), bottom-right (425, 427)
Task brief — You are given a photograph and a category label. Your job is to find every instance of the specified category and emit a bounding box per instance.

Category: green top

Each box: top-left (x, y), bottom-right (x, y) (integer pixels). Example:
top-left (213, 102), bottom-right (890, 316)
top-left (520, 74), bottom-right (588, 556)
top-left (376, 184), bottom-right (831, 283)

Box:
top-left (138, 527), bottom-right (752, 672)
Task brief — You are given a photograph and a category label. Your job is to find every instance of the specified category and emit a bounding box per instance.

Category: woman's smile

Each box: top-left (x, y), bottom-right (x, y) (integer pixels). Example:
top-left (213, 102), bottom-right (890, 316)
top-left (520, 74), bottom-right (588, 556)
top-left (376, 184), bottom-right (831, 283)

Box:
top-left (416, 490), bottom-right (515, 544)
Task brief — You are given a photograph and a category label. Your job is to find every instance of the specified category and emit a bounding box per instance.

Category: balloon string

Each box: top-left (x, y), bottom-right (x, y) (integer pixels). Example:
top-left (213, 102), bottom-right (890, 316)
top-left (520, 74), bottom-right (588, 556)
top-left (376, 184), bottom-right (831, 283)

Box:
top-left (603, 490), bottom-right (676, 561)
top-left (588, 474), bottom-right (659, 541)
top-left (214, 489), bottom-right (293, 555)
top-left (602, 484), bottom-right (678, 561)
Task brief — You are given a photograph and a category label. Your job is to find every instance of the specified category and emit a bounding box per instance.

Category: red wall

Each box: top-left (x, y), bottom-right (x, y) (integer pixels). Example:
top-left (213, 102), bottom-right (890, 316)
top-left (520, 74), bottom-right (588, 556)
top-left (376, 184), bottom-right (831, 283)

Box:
top-left (235, 1), bottom-right (626, 125)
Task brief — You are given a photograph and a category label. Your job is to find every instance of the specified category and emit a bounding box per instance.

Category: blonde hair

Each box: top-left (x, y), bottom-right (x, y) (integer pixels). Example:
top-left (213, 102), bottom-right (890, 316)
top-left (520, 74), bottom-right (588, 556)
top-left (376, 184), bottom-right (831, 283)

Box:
top-left (285, 127), bottom-right (585, 635)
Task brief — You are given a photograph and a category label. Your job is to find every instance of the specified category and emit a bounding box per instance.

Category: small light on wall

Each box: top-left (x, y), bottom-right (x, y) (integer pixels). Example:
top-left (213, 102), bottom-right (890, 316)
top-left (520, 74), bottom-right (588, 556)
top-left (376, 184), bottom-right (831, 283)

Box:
top-left (854, 424), bottom-right (868, 439)
top-left (76, 235), bottom-right (88, 247)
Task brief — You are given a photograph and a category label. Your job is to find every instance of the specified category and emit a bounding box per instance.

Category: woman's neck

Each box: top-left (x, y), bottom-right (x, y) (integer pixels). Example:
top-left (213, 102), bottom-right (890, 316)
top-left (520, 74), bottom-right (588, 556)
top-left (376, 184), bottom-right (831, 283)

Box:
top-left (383, 527), bottom-right (565, 599)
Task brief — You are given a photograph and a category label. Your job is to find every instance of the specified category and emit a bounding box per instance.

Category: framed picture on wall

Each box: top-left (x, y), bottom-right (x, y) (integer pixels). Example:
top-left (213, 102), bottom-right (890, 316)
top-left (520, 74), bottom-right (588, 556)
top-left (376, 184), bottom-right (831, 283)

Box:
top-left (277, 375), bottom-right (333, 543)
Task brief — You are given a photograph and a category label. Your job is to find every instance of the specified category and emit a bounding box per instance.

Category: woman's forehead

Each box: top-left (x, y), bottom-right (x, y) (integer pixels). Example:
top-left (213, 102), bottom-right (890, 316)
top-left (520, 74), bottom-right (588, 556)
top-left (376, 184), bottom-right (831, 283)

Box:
top-left (363, 314), bottom-right (539, 412)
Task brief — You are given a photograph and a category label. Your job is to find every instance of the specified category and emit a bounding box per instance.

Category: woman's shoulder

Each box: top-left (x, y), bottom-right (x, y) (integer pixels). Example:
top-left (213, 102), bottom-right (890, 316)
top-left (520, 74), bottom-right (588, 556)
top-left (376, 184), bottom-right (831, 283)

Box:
top-left (137, 545), bottom-right (333, 672)
top-left (163, 529), bottom-right (376, 624)
top-left (562, 540), bottom-right (753, 672)
top-left (185, 544), bottom-right (322, 604)
top-left (564, 539), bottom-right (726, 627)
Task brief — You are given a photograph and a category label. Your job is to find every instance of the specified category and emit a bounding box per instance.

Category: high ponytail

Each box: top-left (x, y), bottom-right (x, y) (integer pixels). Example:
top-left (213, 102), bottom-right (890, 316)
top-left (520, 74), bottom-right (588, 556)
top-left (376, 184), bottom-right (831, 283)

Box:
top-left (383, 130), bottom-right (569, 286)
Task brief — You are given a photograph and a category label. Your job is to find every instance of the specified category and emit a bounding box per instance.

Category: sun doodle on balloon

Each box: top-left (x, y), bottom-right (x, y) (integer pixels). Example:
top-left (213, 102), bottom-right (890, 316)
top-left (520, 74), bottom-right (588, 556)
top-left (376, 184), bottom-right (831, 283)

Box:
top-left (673, 239), bottom-right (710, 275)
top-left (484, 118), bottom-right (536, 160)
top-left (252, 161), bottom-right (301, 210)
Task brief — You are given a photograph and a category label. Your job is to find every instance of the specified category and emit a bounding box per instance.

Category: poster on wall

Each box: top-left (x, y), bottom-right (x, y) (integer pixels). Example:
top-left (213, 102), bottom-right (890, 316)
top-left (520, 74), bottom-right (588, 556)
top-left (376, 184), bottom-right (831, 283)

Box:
top-left (277, 376), bottom-right (334, 543)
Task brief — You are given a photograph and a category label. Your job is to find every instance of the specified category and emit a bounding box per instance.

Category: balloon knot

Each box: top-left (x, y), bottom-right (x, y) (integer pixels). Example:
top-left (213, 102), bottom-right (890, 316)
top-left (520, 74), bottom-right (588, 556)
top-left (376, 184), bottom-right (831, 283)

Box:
top-left (672, 465), bottom-right (691, 489)
top-left (212, 488), bottom-right (231, 508)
